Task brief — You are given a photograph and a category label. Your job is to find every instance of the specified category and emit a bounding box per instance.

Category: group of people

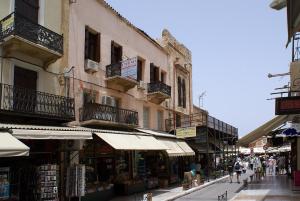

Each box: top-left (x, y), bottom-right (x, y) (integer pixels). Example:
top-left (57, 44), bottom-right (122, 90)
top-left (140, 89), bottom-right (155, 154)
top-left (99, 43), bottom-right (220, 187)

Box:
top-left (226, 154), bottom-right (290, 184)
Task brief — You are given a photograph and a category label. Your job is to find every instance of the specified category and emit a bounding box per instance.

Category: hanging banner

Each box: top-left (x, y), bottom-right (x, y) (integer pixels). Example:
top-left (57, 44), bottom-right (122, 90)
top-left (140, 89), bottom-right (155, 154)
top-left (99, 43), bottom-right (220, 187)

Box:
top-left (121, 57), bottom-right (137, 80)
top-left (176, 126), bottom-right (196, 138)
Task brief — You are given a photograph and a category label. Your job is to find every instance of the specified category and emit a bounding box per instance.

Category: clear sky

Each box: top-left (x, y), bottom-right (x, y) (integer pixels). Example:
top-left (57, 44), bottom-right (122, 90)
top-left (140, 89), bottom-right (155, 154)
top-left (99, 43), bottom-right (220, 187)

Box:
top-left (105, 0), bottom-right (291, 137)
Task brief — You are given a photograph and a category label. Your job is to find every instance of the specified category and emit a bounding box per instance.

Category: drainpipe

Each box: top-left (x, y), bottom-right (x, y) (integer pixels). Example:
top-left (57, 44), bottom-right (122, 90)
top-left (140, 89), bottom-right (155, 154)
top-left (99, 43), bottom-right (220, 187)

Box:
top-left (188, 64), bottom-right (192, 125)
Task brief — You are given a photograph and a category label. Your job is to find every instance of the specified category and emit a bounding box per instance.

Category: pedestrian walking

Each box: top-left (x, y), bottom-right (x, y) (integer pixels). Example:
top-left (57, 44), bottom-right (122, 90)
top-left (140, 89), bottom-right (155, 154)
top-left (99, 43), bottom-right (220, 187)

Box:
top-left (234, 159), bottom-right (243, 184)
top-left (228, 159), bottom-right (234, 183)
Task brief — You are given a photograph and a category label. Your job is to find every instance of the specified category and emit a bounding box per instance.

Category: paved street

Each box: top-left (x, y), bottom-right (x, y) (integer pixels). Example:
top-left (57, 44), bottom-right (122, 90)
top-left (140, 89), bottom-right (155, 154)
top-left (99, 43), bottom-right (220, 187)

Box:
top-left (175, 172), bottom-right (252, 201)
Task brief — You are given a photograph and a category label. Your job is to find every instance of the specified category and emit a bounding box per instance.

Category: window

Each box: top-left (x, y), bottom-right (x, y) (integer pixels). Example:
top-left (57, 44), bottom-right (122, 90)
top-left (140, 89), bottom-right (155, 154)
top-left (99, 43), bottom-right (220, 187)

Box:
top-left (15, 0), bottom-right (39, 23)
top-left (182, 79), bottom-right (186, 108)
top-left (85, 27), bottom-right (100, 62)
top-left (111, 41), bottom-right (123, 64)
top-left (83, 90), bottom-right (97, 105)
top-left (143, 107), bottom-right (150, 128)
top-left (150, 63), bottom-right (159, 83)
top-left (176, 114), bottom-right (181, 128)
top-left (161, 71), bottom-right (166, 83)
top-left (177, 76), bottom-right (187, 108)
top-left (157, 111), bottom-right (163, 130)
top-left (137, 59), bottom-right (143, 81)
top-left (177, 77), bottom-right (182, 106)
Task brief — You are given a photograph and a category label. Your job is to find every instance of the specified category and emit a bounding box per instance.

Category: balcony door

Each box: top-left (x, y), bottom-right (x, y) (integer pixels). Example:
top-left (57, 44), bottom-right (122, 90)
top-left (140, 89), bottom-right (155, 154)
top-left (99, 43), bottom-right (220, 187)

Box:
top-left (13, 67), bottom-right (37, 113)
top-left (150, 63), bottom-right (159, 83)
top-left (15, 0), bottom-right (39, 23)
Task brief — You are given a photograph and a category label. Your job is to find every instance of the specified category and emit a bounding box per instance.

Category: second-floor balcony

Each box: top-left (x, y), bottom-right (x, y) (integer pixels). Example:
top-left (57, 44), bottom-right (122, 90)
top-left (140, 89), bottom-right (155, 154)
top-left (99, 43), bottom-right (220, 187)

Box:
top-left (79, 103), bottom-right (138, 128)
top-left (0, 12), bottom-right (63, 67)
top-left (106, 60), bottom-right (138, 91)
top-left (147, 82), bottom-right (171, 104)
top-left (0, 83), bottom-right (75, 122)
top-left (165, 113), bottom-right (238, 138)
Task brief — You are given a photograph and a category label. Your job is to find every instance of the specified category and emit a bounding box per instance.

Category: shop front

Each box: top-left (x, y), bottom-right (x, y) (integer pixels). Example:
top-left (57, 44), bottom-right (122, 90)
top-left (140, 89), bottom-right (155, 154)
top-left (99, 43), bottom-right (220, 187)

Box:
top-left (0, 124), bottom-right (93, 201)
top-left (79, 130), bottom-right (168, 201)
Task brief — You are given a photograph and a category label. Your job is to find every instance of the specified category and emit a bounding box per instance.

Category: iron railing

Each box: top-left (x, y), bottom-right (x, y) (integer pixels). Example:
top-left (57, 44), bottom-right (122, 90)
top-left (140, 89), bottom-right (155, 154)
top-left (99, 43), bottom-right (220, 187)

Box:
top-left (106, 62), bottom-right (122, 78)
top-left (0, 83), bottom-right (75, 120)
top-left (147, 82), bottom-right (171, 96)
top-left (165, 113), bottom-right (238, 136)
top-left (106, 60), bottom-right (138, 81)
top-left (0, 12), bottom-right (63, 54)
top-left (79, 103), bottom-right (138, 126)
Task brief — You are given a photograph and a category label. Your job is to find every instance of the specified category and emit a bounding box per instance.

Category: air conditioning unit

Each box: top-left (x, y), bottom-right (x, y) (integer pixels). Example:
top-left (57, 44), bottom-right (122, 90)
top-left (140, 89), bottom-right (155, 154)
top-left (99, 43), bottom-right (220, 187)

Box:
top-left (137, 80), bottom-right (147, 90)
top-left (85, 59), bottom-right (99, 73)
top-left (102, 96), bottom-right (116, 107)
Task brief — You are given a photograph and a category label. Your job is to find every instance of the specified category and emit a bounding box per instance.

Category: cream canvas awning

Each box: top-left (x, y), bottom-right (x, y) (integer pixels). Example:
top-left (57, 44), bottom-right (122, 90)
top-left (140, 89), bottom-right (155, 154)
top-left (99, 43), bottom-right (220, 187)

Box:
top-left (177, 140), bottom-right (195, 156)
top-left (12, 129), bottom-right (93, 140)
top-left (238, 115), bottom-right (289, 147)
top-left (94, 132), bottom-right (168, 150)
top-left (0, 132), bottom-right (29, 157)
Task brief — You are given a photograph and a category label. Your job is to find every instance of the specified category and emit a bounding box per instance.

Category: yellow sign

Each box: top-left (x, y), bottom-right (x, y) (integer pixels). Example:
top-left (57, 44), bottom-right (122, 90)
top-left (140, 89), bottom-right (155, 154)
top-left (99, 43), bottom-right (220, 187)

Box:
top-left (176, 126), bottom-right (196, 138)
top-left (1, 15), bottom-right (14, 32)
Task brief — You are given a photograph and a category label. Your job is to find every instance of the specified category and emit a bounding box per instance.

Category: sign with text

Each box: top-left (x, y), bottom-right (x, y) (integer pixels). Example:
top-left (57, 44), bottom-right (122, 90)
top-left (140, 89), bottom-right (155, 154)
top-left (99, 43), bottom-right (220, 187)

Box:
top-left (275, 96), bottom-right (300, 115)
top-left (176, 126), bottom-right (196, 138)
top-left (1, 15), bottom-right (14, 33)
top-left (121, 57), bottom-right (137, 80)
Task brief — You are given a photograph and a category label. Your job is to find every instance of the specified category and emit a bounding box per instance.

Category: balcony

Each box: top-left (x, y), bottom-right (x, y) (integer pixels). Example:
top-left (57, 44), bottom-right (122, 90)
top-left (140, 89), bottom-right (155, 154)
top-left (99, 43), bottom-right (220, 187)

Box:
top-left (79, 103), bottom-right (138, 128)
top-left (0, 13), bottom-right (63, 67)
top-left (106, 61), bottom-right (138, 91)
top-left (147, 82), bottom-right (171, 104)
top-left (0, 83), bottom-right (75, 122)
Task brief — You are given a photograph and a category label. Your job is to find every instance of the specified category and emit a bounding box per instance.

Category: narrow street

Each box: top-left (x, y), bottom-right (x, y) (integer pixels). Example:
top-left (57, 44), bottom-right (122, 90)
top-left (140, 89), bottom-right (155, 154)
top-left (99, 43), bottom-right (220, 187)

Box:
top-left (175, 172), bottom-right (251, 201)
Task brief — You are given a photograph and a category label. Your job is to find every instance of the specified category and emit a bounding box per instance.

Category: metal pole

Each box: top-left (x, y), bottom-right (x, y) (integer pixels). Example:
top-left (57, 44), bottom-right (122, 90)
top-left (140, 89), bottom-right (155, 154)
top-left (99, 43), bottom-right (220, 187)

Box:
top-left (206, 114), bottom-right (209, 182)
top-left (213, 118), bottom-right (217, 179)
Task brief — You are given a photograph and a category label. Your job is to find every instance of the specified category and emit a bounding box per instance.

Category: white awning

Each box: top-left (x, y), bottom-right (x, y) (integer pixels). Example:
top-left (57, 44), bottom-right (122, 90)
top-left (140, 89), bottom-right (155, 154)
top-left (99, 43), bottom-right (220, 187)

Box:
top-left (11, 129), bottom-right (92, 140)
top-left (0, 132), bottom-right (29, 157)
top-left (156, 138), bottom-right (186, 157)
top-left (177, 141), bottom-right (195, 156)
top-left (94, 132), bottom-right (168, 150)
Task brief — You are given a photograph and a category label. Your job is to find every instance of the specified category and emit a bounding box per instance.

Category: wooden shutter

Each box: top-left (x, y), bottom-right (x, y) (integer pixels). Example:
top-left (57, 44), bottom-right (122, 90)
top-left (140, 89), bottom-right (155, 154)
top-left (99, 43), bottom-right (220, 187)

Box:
top-left (177, 77), bottom-right (181, 106)
top-left (95, 33), bottom-right (101, 62)
top-left (150, 63), bottom-right (155, 83)
top-left (111, 41), bottom-right (115, 64)
top-left (137, 59), bottom-right (143, 81)
top-left (157, 111), bottom-right (163, 130)
top-left (143, 107), bottom-right (150, 128)
top-left (182, 79), bottom-right (186, 108)
top-left (84, 28), bottom-right (89, 59)
top-left (154, 67), bottom-right (159, 82)
top-left (15, 0), bottom-right (39, 23)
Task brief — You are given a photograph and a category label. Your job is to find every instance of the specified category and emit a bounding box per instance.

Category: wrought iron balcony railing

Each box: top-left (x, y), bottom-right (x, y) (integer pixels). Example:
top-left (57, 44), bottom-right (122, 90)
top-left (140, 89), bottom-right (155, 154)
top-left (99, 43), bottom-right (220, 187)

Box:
top-left (79, 103), bottom-right (138, 126)
top-left (0, 12), bottom-right (63, 54)
top-left (106, 60), bottom-right (138, 81)
top-left (147, 82), bottom-right (171, 96)
top-left (0, 83), bottom-right (75, 121)
top-left (106, 62), bottom-right (122, 78)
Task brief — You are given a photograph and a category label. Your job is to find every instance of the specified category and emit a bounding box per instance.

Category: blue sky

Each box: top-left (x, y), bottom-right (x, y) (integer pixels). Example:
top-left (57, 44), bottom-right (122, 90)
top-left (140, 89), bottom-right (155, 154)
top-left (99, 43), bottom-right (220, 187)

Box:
top-left (106, 0), bottom-right (290, 137)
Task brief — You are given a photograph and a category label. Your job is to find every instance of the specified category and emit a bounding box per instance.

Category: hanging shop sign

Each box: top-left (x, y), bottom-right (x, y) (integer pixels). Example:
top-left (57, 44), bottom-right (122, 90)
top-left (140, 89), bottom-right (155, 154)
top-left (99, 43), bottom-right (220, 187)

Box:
top-left (1, 15), bottom-right (14, 33)
top-left (121, 57), bottom-right (137, 80)
top-left (176, 126), bottom-right (196, 138)
top-left (275, 96), bottom-right (300, 115)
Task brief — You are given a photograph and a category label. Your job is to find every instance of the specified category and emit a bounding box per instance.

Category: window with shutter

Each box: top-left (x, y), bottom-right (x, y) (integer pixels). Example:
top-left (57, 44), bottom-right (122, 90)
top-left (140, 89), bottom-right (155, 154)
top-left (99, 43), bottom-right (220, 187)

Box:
top-left (157, 111), bottom-right (163, 130)
top-left (143, 107), bottom-right (150, 128)
top-left (84, 27), bottom-right (100, 62)
top-left (150, 63), bottom-right (155, 83)
top-left (15, 0), bottom-right (39, 23)
top-left (177, 76), bottom-right (182, 106)
top-left (161, 71), bottom-right (166, 83)
top-left (137, 59), bottom-right (143, 81)
top-left (182, 79), bottom-right (186, 108)
top-left (111, 41), bottom-right (123, 64)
